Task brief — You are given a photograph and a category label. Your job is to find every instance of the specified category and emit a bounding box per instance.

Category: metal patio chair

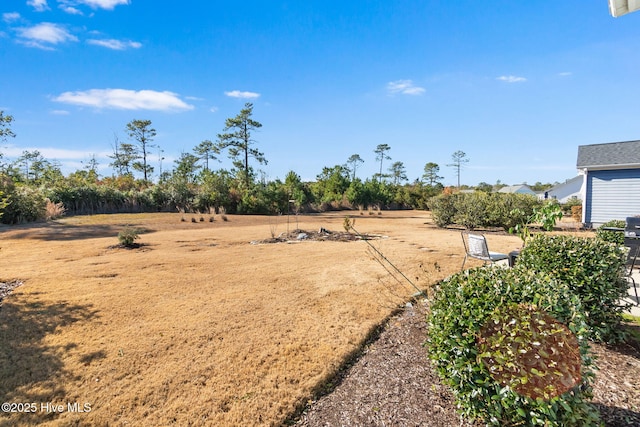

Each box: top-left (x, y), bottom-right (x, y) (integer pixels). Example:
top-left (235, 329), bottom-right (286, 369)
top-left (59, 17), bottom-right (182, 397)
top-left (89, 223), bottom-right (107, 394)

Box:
top-left (461, 231), bottom-right (509, 270)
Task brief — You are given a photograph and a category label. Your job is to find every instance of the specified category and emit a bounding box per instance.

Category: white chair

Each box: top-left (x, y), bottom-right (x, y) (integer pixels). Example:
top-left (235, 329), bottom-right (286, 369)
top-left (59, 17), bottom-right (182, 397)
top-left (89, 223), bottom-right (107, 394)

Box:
top-left (461, 231), bottom-right (509, 270)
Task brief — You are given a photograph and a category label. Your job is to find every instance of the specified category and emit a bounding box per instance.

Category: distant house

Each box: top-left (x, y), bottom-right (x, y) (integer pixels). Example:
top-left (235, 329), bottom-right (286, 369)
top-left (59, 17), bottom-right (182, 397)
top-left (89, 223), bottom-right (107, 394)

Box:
top-left (544, 176), bottom-right (582, 203)
top-left (577, 140), bottom-right (640, 227)
top-left (497, 184), bottom-right (537, 196)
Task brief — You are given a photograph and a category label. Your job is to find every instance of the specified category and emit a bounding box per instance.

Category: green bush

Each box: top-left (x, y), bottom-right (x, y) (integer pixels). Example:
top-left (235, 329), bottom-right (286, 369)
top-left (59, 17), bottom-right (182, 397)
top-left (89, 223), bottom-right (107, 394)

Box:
top-left (0, 190), bottom-right (8, 220)
top-left (490, 193), bottom-right (540, 231)
top-left (518, 234), bottom-right (629, 343)
top-left (428, 193), bottom-right (540, 230)
top-left (453, 191), bottom-right (490, 230)
top-left (428, 266), bottom-right (600, 426)
top-left (596, 219), bottom-right (625, 245)
top-left (1, 185), bottom-right (47, 224)
top-left (117, 228), bottom-right (140, 247)
top-left (428, 193), bottom-right (458, 227)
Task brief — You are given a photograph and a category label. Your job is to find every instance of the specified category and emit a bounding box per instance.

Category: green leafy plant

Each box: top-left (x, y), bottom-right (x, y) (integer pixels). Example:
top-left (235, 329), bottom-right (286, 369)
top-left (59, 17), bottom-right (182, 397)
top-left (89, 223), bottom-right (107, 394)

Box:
top-left (510, 201), bottom-right (563, 244)
top-left (117, 227), bottom-right (140, 247)
top-left (596, 219), bottom-right (625, 245)
top-left (518, 234), bottom-right (629, 343)
top-left (535, 201), bottom-right (563, 231)
top-left (428, 266), bottom-right (600, 426)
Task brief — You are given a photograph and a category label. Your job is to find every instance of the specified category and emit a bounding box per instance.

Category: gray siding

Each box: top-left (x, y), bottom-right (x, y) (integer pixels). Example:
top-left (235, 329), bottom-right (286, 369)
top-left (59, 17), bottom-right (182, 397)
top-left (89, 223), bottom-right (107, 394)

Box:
top-left (585, 169), bottom-right (640, 226)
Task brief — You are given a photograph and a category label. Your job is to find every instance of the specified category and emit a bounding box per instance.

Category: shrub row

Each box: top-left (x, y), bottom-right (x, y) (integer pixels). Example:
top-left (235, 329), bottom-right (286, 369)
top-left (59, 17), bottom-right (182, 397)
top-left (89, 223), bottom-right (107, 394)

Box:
top-left (428, 192), bottom-right (541, 230)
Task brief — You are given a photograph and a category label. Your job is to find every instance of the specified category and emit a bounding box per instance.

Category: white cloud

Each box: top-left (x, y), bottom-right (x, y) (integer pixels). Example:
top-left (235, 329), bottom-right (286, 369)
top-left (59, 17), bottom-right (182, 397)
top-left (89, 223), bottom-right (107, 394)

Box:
top-left (386, 80), bottom-right (425, 95)
top-left (224, 90), bottom-right (261, 99)
top-left (210, 106), bottom-right (219, 113)
top-left (60, 6), bottom-right (83, 15)
top-left (17, 22), bottom-right (78, 49)
top-left (53, 88), bottom-right (195, 112)
top-left (3, 12), bottom-right (21, 23)
top-left (27, 0), bottom-right (50, 12)
top-left (60, 0), bottom-right (129, 11)
top-left (496, 75), bottom-right (527, 83)
top-left (50, 109), bottom-right (70, 115)
top-left (558, 72), bottom-right (572, 77)
top-left (87, 38), bottom-right (142, 50)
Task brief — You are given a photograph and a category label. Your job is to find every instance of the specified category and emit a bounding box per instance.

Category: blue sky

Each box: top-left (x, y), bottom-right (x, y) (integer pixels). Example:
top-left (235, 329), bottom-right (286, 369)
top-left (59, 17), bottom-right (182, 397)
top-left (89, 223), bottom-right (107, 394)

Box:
top-left (1, 1), bottom-right (639, 187)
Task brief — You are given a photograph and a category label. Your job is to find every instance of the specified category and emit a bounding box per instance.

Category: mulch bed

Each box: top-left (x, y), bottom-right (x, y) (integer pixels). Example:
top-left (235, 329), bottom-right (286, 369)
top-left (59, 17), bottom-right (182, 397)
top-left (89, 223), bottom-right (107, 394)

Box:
top-left (294, 300), bottom-right (640, 427)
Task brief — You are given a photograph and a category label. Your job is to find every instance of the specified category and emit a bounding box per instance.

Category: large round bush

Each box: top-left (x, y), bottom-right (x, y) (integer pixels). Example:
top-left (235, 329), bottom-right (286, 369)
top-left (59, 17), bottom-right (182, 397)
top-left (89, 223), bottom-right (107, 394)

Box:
top-left (518, 234), bottom-right (629, 343)
top-left (428, 266), bottom-right (600, 426)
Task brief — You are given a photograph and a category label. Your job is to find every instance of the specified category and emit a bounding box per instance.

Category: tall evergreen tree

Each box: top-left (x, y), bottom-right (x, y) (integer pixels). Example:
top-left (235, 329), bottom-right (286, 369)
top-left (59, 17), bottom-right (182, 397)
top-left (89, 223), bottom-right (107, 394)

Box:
top-left (346, 154), bottom-right (364, 182)
top-left (422, 162), bottom-right (443, 186)
top-left (194, 139), bottom-right (219, 172)
top-left (374, 144), bottom-right (391, 181)
top-left (126, 119), bottom-right (156, 181)
top-left (217, 103), bottom-right (265, 188)
top-left (447, 150), bottom-right (469, 188)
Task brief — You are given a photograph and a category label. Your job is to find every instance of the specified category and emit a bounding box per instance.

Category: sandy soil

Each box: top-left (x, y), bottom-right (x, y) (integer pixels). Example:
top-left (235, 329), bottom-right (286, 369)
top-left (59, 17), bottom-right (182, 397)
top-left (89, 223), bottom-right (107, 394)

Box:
top-left (1, 211), bottom-right (636, 426)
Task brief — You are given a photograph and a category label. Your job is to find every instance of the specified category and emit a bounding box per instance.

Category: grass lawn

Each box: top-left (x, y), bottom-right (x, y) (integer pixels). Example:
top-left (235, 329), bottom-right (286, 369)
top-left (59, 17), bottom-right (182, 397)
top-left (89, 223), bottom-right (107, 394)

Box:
top-left (1, 211), bottom-right (523, 426)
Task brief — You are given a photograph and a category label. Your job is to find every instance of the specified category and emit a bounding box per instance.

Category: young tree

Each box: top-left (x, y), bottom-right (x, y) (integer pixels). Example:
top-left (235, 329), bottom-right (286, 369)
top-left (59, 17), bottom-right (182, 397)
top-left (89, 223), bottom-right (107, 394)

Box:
top-left (346, 154), bottom-right (364, 182)
top-left (422, 162), bottom-right (443, 186)
top-left (126, 119), bottom-right (156, 181)
top-left (0, 111), bottom-right (15, 167)
top-left (109, 136), bottom-right (138, 177)
top-left (194, 139), bottom-right (220, 172)
top-left (447, 150), bottom-right (469, 188)
top-left (374, 144), bottom-right (391, 181)
top-left (0, 111), bottom-right (15, 142)
top-left (16, 150), bottom-right (43, 182)
top-left (173, 152), bottom-right (201, 184)
top-left (475, 182), bottom-right (493, 192)
top-left (217, 103), bottom-right (265, 188)
top-left (284, 170), bottom-right (308, 209)
top-left (314, 165), bottom-right (350, 202)
top-left (388, 161), bottom-right (407, 185)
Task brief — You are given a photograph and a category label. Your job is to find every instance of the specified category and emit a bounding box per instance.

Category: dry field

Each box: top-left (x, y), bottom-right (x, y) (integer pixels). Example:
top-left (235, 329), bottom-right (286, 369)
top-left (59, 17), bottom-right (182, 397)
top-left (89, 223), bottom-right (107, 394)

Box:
top-left (0, 211), bottom-right (523, 426)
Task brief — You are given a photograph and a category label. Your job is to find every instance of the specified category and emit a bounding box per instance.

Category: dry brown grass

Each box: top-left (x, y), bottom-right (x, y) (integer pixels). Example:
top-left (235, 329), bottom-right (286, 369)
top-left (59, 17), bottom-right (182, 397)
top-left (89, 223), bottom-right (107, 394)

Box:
top-left (0, 211), bottom-right (522, 426)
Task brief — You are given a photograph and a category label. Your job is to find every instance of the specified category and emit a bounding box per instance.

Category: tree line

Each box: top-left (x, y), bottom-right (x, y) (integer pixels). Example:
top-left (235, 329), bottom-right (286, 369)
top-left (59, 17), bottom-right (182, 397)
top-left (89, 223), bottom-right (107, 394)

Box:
top-left (0, 105), bottom-right (474, 223)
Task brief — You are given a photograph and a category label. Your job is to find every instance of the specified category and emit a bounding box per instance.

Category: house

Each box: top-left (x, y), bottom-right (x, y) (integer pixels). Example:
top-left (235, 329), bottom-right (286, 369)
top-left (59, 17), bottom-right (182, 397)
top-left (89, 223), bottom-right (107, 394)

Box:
top-left (576, 140), bottom-right (640, 227)
top-left (497, 184), bottom-right (537, 196)
top-left (544, 176), bottom-right (582, 203)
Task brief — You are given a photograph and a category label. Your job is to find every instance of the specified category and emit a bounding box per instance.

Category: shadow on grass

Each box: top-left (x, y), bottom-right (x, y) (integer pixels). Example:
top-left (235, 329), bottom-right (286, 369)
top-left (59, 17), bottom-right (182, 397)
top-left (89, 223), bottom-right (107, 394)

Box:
top-left (1, 221), bottom-right (155, 242)
top-left (0, 299), bottom-right (99, 426)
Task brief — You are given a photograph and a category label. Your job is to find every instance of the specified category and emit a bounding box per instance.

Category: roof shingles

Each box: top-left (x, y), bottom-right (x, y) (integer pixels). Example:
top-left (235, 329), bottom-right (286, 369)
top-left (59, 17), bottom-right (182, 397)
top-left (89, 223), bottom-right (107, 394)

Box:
top-left (576, 140), bottom-right (640, 169)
